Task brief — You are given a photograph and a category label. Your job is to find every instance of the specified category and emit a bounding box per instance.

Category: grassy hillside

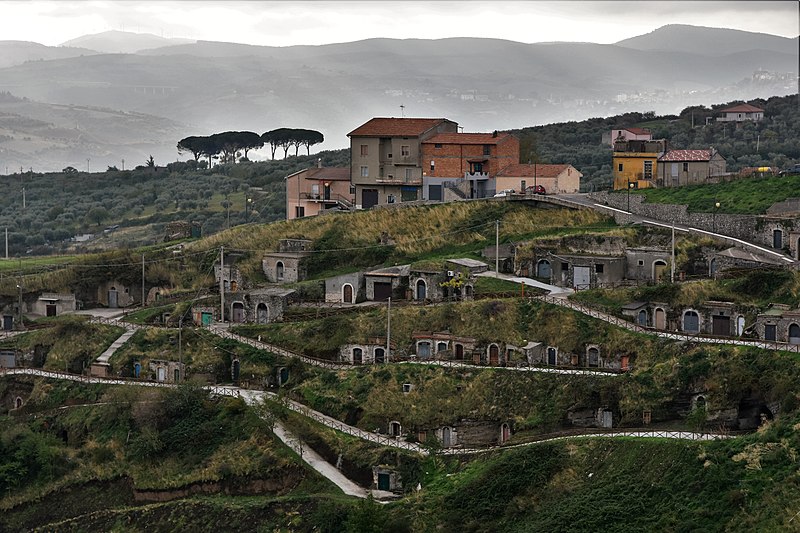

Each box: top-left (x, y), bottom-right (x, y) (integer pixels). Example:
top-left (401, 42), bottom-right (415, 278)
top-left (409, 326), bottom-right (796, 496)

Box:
top-left (514, 93), bottom-right (799, 191)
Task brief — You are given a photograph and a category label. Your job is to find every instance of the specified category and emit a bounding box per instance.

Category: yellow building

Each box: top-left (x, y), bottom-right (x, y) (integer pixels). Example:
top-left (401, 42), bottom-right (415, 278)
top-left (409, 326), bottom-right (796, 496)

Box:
top-left (612, 139), bottom-right (667, 190)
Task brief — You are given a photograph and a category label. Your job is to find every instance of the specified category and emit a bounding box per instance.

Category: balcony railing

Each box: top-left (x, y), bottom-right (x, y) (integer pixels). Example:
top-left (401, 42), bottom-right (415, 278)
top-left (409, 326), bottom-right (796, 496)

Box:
top-left (465, 172), bottom-right (489, 180)
top-left (375, 177), bottom-right (422, 185)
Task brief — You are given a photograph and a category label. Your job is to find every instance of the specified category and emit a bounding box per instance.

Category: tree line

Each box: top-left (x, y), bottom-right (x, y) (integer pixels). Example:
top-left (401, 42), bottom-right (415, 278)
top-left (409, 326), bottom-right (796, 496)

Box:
top-left (177, 128), bottom-right (324, 165)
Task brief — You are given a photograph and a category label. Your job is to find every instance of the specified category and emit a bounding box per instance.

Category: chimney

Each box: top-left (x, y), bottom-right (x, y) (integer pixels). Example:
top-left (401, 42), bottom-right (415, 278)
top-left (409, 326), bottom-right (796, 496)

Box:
top-left (317, 158), bottom-right (322, 168)
top-left (492, 130), bottom-right (498, 138)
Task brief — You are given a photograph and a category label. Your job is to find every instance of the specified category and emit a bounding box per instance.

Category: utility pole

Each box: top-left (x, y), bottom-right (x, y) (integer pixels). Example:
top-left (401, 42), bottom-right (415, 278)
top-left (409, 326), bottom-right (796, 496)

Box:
top-left (386, 297), bottom-right (391, 362)
top-left (87, 158), bottom-right (90, 173)
top-left (178, 315), bottom-right (183, 382)
top-left (671, 222), bottom-right (675, 283)
top-left (22, 187), bottom-right (25, 210)
top-left (4, 228), bottom-right (7, 260)
top-left (219, 246), bottom-right (225, 322)
top-left (141, 254), bottom-right (145, 306)
top-left (121, 158), bottom-right (125, 171)
top-left (495, 220), bottom-right (499, 277)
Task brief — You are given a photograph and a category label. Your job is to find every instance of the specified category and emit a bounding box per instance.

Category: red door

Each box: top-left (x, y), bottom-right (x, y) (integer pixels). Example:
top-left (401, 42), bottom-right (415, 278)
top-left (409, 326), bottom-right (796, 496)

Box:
top-left (489, 345), bottom-right (499, 366)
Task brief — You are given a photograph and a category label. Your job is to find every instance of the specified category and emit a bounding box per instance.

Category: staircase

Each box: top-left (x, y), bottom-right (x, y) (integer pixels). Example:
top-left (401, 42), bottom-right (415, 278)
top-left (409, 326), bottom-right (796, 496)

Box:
top-left (443, 180), bottom-right (470, 200)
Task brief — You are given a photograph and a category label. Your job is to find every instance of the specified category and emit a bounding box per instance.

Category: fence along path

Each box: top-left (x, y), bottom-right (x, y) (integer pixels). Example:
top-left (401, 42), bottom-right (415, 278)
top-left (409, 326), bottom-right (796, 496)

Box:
top-left (535, 294), bottom-right (800, 354)
top-left (2, 368), bottom-right (731, 460)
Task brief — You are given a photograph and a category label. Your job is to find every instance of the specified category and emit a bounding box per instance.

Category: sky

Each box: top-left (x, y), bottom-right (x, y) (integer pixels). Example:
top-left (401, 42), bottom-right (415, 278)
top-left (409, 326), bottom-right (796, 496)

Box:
top-left (2, 1), bottom-right (798, 47)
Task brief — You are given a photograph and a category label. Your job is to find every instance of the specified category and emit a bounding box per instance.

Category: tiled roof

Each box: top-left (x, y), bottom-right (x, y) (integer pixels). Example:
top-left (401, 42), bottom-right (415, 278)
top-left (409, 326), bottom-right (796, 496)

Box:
top-left (348, 118), bottom-right (453, 137)
top-left (497, 163), bottom-right (571, 178)
top-left (720, 103), bottom-right (763, 113)
top-left (303, 167), bottom-right (351, 181)
top-left (658, 149), bottom-right (712, 162)
top-left (622, 127), bottom-right (651, 135)
top-left (422, 132), bottom-right (514, 145)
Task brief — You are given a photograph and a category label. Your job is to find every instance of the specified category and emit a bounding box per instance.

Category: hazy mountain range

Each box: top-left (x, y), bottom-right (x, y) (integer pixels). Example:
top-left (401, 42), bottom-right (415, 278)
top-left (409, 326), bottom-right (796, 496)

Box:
top-left (0, 24), bottom-right (796, 173)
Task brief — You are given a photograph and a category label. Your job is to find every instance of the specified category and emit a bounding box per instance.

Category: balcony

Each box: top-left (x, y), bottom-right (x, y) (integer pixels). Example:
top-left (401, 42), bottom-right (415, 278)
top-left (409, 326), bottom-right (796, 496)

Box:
top-left (375, 177), bottom-right (422, 185)
top-left (465, 172), bottom-right (489, 180)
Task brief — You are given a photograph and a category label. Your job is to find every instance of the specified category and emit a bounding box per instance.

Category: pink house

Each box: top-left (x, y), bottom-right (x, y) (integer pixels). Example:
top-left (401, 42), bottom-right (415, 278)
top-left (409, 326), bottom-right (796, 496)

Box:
top-left (609, 127), bottom-right (652, 147)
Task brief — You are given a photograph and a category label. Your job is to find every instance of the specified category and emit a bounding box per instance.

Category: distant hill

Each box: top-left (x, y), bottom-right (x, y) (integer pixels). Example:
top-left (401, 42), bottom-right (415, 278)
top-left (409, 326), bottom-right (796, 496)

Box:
top-left (0, 41), bottom-right (98, 69)
top-left (0, 24), bottom-right (795, 172)
top-left (616, 24), bottom-right (798, 56)
top-left (60, 30), bottom-right (195, 54)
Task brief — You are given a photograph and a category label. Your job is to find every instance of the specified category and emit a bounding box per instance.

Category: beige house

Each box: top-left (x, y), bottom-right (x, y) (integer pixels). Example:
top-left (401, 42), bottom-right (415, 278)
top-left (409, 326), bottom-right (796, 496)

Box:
top-left (656, 149), bottom-right (726, 187)
top-left (285, 165), bottom-right (353, 220)
top-left (716, 103), bottom-right (764, 122)
top-left (347, 117), bottom-right (458, 208)
top-left (495, 164), bottom-right (582, 194)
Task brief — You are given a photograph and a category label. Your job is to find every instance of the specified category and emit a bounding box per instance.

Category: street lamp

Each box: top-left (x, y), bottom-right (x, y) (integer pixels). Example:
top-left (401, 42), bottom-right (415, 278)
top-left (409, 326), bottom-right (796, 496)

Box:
top-left (713, 200), bottom-right (721, 233)
top-left (627, 180), bottom-right (635, 211)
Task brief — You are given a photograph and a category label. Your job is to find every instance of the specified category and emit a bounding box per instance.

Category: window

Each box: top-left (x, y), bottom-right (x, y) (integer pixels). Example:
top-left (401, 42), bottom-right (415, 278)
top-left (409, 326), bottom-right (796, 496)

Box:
top-left (405, 168), bottom-right (413, 180)
top-left (402, 383), bottom-right (412, 393)
top-left (483, 144), bottom-right (491, 155)
top-left (618, 163), bottom-right (623, 172)
top-left (295, 206), bottom-right (304, 217)
top-left (360, 165), bottom-right (368, 177)
top-left (561, 262), bottom-right (569, 270)
top-left (360, 144), bottom-right (368, 156)
top-left (637, 260), bottom-right (644, 266)
top-left (387, 194), bottom-right (396, 204)
top-left (643, 161), bottom-right (653, 180)
top-left (683, 162), bottom-right (689, 172)
top-left (595, 264), bottom-right (604, 273)
top-left (311, 183), bottom-right (319, 197)
top-left (401, 145), bottom-right (410, 157)
top-left (434, 143), bottom-right (442, 148)
top-left (349, 184), bottom-right (356, 194)
top-left (430, 160), bottom-right (435, 172)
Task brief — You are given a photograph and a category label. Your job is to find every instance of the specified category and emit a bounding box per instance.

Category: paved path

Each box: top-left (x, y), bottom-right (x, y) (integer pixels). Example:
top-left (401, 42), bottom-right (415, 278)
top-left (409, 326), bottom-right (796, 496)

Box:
top-left (96, 329), bottom-right (137, 364)
top-left (476, 271), bottom-right (573, 296)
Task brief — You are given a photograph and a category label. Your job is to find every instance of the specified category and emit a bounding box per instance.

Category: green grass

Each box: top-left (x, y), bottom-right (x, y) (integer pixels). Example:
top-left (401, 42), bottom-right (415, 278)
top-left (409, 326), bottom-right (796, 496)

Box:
top-left (473, 276), bottom-right (529, 295)
top-left (630, 173), bottom-right (800, 214)
top-left (0, 254), bottom-right (78, 272)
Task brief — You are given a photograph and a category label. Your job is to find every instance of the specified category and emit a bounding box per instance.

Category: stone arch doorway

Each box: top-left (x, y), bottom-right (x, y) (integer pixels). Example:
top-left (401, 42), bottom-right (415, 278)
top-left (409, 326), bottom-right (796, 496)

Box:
top-left (108, 286), bottom-right (119, 308)
top-left (683, 310), bottom-right (700, 333)
top-left (537, 259), bottom-right (551, 279)
top-left (637, 309), bottom-right (647, 326)
top-left (417, 341), bottom-right (431, 359)
top-left (547, 347), bottom-right (557, 365)
top-left (500, 423), bottom-right (511, 444)
top-left (232, 302), bottom-right (245, 323)
top-left (352, 347), bottom-right (363, 365)
top-left (454, 343), bottom-right (464, 360)
top-left (416, 279), bottom-right (427, 301)
top-left (709, 258), bottom-right (718, 277)
top-left (14, 397), bottom-right (23, 409)
top-left (653, 260), bottom-right (667, 282)
top-left (389, 421), bottom-right (402, 437)
top-left (342, 283), bottom-right (354, 304)
top-left (654, 308), bottom-right (666, 330)
top-left (276, 261), bottom-right (285, 281)
top-left (256, 303), bottom-right (269, 324)
top-left (587, 347), bottom-right (599, 367)
top-left (488, 344), bottom-right (500, 365)
top-left (789, 323), bottom-right (800, 344)
top-left (374, 347), bottom-right (385, 363)
top-left (442, 426), bottom-right (453, 447)
top-left (736, 316), bottom-right (745, 336)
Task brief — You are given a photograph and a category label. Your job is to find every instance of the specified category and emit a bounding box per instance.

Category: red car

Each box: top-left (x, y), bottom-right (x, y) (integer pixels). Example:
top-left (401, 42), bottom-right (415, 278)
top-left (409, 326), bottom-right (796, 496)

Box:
top-left (526, 185), bottom-right (546, 195)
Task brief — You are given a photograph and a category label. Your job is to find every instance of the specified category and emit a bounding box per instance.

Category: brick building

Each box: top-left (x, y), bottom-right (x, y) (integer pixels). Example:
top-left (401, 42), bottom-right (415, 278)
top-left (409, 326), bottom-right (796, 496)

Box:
top-left (420, 131), bottom-right (519, 200)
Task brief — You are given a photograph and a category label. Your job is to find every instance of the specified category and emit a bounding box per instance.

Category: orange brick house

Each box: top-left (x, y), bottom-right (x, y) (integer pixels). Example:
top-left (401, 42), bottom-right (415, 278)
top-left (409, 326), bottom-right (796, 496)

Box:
top-left (285, 164), bottom-right (353, 220)
top-left (495, 164), bottom-right (582, 194)
top-left (420, 132), bottom-right (519, 200)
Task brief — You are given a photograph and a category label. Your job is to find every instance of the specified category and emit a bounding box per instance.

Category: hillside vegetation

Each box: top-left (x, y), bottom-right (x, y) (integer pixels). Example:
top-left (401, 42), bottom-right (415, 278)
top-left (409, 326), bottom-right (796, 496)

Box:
top-left (515, 93), bottom-right (799, 191)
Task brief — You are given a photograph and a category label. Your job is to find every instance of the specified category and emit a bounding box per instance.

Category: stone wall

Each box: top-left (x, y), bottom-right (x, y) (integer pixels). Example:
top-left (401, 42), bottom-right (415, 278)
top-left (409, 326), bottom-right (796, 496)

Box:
top-left (590, 191), bottom-right (798, 252)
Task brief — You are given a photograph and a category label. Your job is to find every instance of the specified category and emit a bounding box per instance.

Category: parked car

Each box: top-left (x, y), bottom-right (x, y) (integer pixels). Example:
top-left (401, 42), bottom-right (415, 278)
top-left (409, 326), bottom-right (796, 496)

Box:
top-left (526, 184), bottom-right (547, 195)
top-left (493, 189), bottom-right (516, 197)
top-left (779, 164), bottom-right (800, 177)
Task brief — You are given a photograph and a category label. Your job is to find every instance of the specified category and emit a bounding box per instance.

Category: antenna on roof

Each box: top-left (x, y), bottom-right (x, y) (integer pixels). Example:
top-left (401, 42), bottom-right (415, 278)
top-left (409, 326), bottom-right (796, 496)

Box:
top-left (400, 104), bottom-right (405, 118)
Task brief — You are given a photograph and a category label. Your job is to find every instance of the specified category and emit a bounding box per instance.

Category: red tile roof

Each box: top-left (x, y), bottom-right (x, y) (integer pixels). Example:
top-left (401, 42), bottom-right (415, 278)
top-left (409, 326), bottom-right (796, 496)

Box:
top-left (658, 149), bottom-right (712, 162)
top-left (348, 118), bottom-right (454, 137)
top-left (303, 167), bottom-right (350, 181)
top-left (497, 163), bottom-right (572, 178)
top-left (622, 127), bottom-right (651, 135)
top-left (422, 132), bottom-right (514, 145)
top-left (720, 103), bottom-right (763, 113)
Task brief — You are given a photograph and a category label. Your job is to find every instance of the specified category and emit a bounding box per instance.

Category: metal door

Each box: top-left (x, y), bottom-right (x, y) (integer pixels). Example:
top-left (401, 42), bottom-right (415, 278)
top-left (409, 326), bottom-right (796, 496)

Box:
top-left (377, 473), bottom-right (391, 491)
top-left (417, 342), bottom-right (431, 359)
top-left (157, 367), bottom-right (166, 382)
top-left (655, 308), bottom-right (666, 330)
top-left (684, 312), bottom-right (699, 333)
top-left (416, 280), bottom-right (426, 300)
top-left (46, 304), bottom-right (57, 317)
top-left (343, 284), bottom-right (353, 303)
top-left (3, 315), bottom-right (13, 331)
top-left (202, 312), bottom-right (213, 326)
top-left (789, 324), bottom-right (800, 344)
top-left (573, 266), bottom-right (591, 289)
top-left (712, 315), bottom-right (730, 336)
top-left (455, 344), bottom-right (464, 359)
top-left (765, 324), bottom-right (777, 341)
top-left (373, 282), bottom-right (392, 301)
top-left (362, 189), bottom-right (379, 209)
top-left (108, 289), bottom-right (118, 308)
top-left (442, 427), bottom-right (452, 447)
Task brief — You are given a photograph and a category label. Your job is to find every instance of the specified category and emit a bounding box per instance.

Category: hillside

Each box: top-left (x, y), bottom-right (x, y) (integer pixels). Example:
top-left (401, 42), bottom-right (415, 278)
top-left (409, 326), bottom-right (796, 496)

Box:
top-left (61, 30), bottom-right (195, 54)
top-left (514, 93), bottom-right (800, 191)
top-left (1, 197), bottom-right (800, 528)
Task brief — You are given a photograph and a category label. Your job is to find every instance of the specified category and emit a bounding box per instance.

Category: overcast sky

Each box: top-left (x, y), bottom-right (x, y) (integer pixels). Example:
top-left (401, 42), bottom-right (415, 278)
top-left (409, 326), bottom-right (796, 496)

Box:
top-left (3, 1), bottom-right (798, 47)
